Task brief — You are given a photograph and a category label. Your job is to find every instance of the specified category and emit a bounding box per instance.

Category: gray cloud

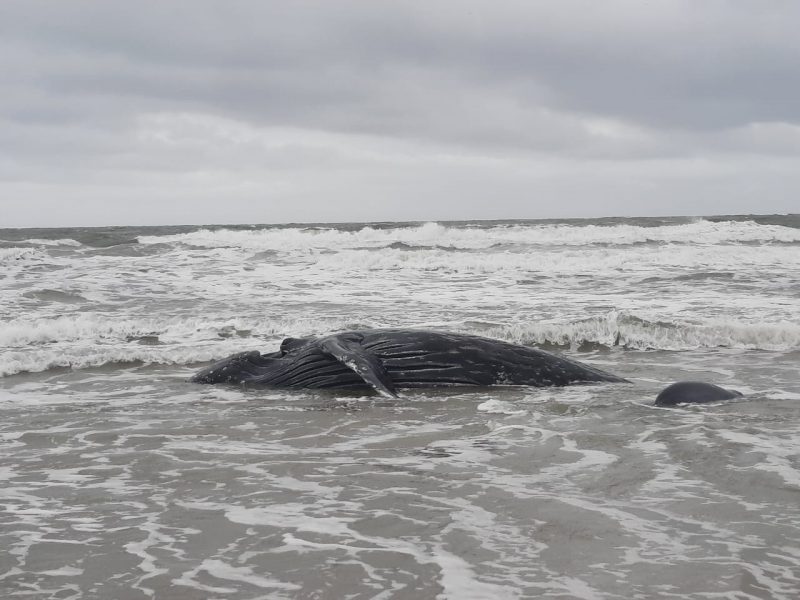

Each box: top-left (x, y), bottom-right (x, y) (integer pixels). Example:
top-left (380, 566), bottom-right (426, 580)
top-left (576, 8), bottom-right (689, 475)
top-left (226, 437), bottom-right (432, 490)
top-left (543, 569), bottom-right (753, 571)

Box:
top-left (1, 0), bottom-right (799, 226)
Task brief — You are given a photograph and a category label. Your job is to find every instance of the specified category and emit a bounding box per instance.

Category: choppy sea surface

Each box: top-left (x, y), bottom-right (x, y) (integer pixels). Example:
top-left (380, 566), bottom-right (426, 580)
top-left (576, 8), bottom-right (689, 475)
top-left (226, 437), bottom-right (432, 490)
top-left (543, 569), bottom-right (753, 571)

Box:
top-left (1, 215), bottom-right (799, 599)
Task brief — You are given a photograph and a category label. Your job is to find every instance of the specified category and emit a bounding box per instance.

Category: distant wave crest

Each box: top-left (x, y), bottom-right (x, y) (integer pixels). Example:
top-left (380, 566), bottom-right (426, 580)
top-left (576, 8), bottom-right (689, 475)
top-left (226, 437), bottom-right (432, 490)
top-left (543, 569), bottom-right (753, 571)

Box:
top-left (136, 219), bottom-right (800, 253)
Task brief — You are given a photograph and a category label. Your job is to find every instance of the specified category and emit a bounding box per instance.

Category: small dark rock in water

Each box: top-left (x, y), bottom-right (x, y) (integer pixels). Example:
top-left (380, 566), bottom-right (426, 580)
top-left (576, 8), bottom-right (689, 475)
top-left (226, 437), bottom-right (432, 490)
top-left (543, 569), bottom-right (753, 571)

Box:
top-left (126, 334), bottom-right (161, 345)
top-left (655, 381), bottom-right (743, 406)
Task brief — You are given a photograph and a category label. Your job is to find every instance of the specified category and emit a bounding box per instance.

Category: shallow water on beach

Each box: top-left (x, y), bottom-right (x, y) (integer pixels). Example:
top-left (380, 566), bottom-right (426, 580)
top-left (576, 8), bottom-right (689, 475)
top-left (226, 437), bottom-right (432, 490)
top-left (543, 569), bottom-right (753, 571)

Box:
top-left (1, 216), bottom-right (799, 598)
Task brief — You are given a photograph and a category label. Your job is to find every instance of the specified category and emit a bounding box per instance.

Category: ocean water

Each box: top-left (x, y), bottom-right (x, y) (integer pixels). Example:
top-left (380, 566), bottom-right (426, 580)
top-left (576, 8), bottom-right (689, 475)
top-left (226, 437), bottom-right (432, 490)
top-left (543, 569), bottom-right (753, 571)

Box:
top-left (1, 215), bottom-right (798, 599)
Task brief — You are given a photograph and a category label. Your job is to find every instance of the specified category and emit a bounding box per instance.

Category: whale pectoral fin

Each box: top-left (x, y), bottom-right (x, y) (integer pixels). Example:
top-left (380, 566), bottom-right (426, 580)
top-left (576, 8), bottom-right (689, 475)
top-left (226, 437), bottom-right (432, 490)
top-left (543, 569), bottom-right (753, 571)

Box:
top-left (321, 335), bottom-right (398, 398)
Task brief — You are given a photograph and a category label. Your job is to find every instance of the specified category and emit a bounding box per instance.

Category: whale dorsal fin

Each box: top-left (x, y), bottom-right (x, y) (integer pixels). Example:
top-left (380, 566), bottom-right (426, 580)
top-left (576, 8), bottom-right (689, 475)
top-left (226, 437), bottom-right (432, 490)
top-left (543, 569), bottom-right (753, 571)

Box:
top-left (320, 334), bottom-right (398, 398)
top-left (280, 337), bottom-right (314, 355)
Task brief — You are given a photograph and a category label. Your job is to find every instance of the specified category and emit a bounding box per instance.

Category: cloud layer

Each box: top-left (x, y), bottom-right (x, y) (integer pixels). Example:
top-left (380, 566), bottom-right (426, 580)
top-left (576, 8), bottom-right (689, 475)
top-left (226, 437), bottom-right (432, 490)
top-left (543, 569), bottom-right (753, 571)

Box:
top-left (2, 1), bottom-right (799, 226)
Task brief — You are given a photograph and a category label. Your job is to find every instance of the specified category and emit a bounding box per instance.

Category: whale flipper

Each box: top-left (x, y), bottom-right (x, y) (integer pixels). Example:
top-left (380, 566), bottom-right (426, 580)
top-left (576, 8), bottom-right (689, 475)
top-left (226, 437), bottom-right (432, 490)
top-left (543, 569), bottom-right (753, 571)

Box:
top-left (320, 334), bottom-right (398, 398)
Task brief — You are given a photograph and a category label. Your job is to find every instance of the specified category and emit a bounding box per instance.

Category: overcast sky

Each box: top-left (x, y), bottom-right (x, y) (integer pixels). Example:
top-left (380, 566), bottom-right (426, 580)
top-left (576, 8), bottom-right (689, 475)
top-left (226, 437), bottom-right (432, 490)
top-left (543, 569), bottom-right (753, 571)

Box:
top-left (2, 1), bottom-right (799, 227)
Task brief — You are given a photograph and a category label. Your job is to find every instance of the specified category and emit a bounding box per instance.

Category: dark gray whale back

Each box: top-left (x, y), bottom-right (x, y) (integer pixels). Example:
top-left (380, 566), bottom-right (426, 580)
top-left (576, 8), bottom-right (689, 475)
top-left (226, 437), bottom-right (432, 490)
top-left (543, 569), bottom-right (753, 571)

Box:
top-left (191, 329), bottom-right (626, 396)
top-left (655, 381), bottom-right (743, 406)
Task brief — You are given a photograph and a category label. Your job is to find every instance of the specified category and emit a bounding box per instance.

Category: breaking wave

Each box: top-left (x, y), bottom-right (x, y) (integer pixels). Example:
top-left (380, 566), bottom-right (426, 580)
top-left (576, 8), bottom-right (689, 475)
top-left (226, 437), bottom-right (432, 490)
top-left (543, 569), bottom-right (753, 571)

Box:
top-left (2, 311), bottom-right (797, 377)
top-left (0, 247), bottom-right (48, 264)
top-left (481, 312), bottom-right (800, 352)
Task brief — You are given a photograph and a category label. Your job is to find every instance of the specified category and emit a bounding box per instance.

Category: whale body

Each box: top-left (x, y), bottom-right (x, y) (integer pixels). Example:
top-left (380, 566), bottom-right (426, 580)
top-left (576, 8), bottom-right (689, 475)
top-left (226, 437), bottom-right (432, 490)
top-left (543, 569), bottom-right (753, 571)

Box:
top-left (655, 381), bottom-right (743, 406)
top-left (190, 329), bottom-right (627, 397)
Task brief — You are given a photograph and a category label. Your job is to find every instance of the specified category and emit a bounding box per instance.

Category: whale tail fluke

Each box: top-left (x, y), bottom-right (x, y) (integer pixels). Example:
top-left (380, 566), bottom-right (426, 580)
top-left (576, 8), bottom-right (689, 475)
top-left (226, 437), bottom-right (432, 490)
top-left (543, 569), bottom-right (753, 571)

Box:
top-left (655, 381), bottom-right (742, 406)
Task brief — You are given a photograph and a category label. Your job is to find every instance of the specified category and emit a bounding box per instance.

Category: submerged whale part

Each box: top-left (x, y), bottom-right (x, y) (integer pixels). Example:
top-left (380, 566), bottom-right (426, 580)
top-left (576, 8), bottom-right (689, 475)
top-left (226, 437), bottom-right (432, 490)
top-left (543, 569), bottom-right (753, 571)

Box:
top-left (655, 381), bottom-right (743, 406)
top-left (190, 329), bottom-right (627, 397)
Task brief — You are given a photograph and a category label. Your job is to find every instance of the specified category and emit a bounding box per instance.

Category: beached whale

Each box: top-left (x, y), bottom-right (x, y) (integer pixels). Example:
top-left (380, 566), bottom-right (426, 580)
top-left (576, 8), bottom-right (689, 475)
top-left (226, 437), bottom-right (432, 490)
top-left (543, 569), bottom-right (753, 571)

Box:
top-left (655, 381), bottom-right (743, 406)
top-left (190, 329), bottom-right (627, 396)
